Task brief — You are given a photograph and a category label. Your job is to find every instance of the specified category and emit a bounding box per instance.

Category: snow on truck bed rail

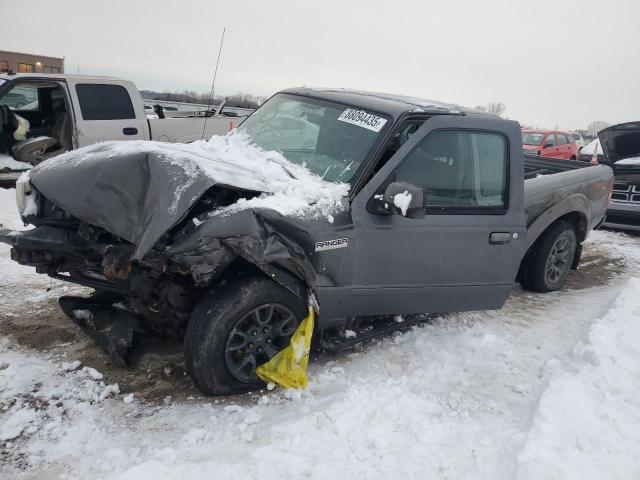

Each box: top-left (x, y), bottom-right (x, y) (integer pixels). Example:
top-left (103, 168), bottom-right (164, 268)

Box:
top-left (35, 133), bottom-right (349, 220)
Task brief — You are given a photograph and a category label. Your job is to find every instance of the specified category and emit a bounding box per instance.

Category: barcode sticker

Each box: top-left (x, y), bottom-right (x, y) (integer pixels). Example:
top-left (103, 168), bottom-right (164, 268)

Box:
top-left (337, 108), bottom-right (387, 132)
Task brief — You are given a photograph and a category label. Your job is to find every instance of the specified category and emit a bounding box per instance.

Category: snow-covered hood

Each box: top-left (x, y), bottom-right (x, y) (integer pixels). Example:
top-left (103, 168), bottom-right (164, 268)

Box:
top-left (615, 156), bottom-right (640, 166)
top-left (598, 121), bottom-right (640, 164)
top-left (28, 133), bottom-right (347, 258)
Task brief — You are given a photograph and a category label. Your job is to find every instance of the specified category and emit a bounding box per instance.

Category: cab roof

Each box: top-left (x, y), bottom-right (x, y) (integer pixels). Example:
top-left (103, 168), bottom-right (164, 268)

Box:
top-left (279, 87), bottom-right (495, 119)
top-left (0, 73), bottom-right (122, 83)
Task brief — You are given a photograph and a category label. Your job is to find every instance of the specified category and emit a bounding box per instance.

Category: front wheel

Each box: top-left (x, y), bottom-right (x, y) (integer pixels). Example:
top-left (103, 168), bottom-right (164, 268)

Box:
top-left (184, 274), bottom-right (306, 396)
top-left (520, 222), bottom-right (577, 292)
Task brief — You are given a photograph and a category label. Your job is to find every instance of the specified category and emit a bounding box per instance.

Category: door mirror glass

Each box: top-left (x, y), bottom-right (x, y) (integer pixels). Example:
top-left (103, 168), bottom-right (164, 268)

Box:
top-left (382, 181), bottom-right (425, 219)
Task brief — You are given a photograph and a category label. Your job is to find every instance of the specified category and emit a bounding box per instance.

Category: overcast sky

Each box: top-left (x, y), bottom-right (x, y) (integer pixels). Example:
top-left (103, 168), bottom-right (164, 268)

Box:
top-left (1, 0), bottom-right (638, 130)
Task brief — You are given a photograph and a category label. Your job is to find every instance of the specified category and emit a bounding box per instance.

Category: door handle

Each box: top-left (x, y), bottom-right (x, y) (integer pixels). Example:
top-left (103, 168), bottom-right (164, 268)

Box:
top-left (489, 232), bottom-right (512, 244)
top-left (123, 127), bottom-right (138, 135)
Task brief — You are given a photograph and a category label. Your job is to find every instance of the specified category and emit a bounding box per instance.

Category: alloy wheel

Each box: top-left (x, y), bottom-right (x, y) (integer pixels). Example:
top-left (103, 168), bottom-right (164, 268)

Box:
top-left (224, 303), bottom-right (298, 383)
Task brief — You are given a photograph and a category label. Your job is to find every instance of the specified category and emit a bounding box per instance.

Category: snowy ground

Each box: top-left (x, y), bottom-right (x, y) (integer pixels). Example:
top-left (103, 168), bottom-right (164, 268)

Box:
top-left (1, 186), bottom-right (640, 479)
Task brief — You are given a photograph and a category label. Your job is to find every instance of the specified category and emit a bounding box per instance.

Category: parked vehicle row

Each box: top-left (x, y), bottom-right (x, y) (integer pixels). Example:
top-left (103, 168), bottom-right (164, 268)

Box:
top-left (521, 129), bottom-right (580, 160)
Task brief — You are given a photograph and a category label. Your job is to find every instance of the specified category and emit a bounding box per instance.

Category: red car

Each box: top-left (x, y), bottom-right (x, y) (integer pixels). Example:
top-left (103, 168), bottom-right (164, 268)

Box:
top-left (521, 129), bottom-right (579, 160)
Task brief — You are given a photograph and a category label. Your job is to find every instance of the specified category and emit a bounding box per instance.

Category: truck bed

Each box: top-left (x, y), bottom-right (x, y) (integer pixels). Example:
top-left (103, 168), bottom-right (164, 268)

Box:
top-left (524, 154), bottom-right (590, 179)
top-left (523, 155), bottom-right (612, 240)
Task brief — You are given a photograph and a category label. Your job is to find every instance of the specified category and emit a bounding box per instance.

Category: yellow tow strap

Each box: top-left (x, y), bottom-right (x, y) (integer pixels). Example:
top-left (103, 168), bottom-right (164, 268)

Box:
top-left (256, 306), bottom-right (315, 389)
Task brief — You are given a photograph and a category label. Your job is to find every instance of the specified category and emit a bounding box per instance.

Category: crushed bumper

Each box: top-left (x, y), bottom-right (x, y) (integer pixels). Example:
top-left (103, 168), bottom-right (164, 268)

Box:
top-left (0, 226), bottom-right (91, 274)
top-left (59, 296), bottom-right (148, 366)
top-left (0, 225), bottom-right (76, 249)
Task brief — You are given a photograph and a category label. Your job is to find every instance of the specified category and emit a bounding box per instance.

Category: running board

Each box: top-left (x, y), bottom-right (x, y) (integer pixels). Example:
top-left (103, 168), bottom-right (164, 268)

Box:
top-left (320, 314), bottom-right (430, 352)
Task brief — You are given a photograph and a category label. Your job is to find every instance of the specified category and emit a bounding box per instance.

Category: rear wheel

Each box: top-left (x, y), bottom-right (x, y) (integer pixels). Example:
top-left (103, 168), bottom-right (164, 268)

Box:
top-left (520, 222), bottom-right (577, 292)
top-left (184, 274), bottom-right (306, 396)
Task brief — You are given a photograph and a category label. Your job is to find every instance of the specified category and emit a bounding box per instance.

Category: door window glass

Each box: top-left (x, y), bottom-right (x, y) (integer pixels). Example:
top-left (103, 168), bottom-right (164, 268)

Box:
top-left (393, 130), bottom-right (507, 208)
top-left (0, 84), bottom-right (40, 111)
top-left (557, 134), bottom-right (568, 145)
top-left (544, 134), bottom-right (557, 146)
top-left (75, 84), bottom-right (135, 120)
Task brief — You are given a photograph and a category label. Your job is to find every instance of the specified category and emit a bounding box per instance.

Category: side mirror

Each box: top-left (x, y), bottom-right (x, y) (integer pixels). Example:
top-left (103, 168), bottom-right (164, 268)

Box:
top-left (382, 181), bottom-right (425, 219)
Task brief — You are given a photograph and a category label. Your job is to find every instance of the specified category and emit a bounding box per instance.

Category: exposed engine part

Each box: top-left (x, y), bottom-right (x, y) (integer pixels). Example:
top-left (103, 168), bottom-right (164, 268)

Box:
top-left (102, 247), bottom-right (133, 280)
top-left (128, 275), bottom-right (203, 335)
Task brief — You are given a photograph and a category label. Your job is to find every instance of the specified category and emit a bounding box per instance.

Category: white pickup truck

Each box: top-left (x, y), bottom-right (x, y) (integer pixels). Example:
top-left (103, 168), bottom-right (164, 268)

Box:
top-left (0, 73), bottom-right (249, 186)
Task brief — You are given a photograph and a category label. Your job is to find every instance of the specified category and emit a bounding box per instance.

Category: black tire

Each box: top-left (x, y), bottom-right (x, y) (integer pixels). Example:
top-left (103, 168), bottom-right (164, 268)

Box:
top-left (521, 221), bottom-right (577, 293)
top-left (184, 274), bottom-right (306, 396)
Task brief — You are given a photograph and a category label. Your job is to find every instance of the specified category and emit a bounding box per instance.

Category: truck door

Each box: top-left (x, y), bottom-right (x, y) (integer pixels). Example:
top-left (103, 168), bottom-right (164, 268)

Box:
top-left (349, 115), bottom-right (527, 316)
top-left (67, 81), bottom-right (148, 147)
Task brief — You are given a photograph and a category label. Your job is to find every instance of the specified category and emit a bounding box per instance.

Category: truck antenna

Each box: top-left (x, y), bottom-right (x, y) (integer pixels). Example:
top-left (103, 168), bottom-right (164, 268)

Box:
top-left (201, 27), bottom-right (227, 140)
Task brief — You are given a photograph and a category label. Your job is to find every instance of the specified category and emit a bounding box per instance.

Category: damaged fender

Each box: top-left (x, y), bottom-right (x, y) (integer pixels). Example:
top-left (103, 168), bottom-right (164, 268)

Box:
top-left (167, 208), bottom-right (318, 293)
top-left (27, 144), bottom-right (325, 299)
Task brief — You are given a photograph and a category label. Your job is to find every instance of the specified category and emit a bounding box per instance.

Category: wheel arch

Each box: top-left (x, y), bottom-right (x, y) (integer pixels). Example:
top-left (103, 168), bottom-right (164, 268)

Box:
top-left (516, 197), bottom-right (589, 279)
top-left (525, 195), bottom-right (590, 251)
top-left (213, 257), bottom-right (309, 303)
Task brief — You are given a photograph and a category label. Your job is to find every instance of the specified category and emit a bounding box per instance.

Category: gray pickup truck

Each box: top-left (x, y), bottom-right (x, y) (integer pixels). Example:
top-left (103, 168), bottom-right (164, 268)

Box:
top-left (0, 88), bottom-right (613, 395)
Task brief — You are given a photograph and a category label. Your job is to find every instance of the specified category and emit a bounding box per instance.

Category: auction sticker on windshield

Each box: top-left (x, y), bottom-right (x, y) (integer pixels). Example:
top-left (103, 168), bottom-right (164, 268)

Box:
top-left (337, 108), bottom-right (388, 132)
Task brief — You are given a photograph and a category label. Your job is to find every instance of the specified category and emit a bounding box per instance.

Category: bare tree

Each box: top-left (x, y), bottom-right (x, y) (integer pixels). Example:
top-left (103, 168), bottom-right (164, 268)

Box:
top-left (140, 89), bottom-right (264, 109)
top-left (587, 121), bottom-right (610, 137)
top-left (486, 102), bottom-right (506, 117)
top-left (474, 105), bottom-right (488, 112)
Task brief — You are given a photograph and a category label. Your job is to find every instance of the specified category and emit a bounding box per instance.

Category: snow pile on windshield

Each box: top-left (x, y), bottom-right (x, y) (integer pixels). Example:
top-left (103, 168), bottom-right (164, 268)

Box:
top-left (36, 133), bottom-right (348, 220)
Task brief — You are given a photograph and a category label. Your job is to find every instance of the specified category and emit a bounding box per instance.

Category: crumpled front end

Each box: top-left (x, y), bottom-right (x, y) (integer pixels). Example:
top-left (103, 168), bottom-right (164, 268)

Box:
top-left (0, 140), bottom-right (336, 365)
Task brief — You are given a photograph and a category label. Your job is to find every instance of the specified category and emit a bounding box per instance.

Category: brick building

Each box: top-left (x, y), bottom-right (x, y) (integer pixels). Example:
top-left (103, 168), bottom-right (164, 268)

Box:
top-left (0, 50), bottom-right (64, 74)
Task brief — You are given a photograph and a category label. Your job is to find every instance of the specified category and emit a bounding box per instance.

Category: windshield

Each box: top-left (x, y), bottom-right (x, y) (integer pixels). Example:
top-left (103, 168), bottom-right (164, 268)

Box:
top-left (521, 132), bottom-right (545, 146)
top-left (238, 93), bottom-right (389, 183)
